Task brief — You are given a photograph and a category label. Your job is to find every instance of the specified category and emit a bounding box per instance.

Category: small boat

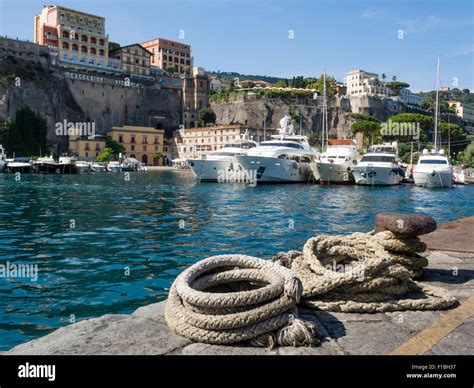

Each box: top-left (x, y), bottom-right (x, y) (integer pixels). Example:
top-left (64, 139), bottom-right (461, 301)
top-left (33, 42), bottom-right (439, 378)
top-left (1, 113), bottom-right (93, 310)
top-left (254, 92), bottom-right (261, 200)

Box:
top-left (0, 144), bottom-right (6, 172)
top-left (90, 162), bottom-right (106, 172)
top-left (352, 143), bottom-right (404, 186)
top-left (453, 170), bottom-right (466, 185)
top-left (7, 157), bottom-right (32, 173)
top-left (76, 161), bottom-right (91, 173)
top-left (58, 156), bottom-right (79, 174)
top-left (122, 157), bottom-right (140, 172)
top-left (137, 163), bottom-right (148, 172)
top-left (34, 155), bottom-right (59, 174)
top-left (107, 161), bottom-right (122, 173)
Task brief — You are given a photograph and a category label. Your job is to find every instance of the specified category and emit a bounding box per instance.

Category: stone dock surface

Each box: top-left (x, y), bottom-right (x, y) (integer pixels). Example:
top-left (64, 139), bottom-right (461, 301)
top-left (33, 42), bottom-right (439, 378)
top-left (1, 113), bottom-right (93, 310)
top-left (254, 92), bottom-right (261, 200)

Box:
top-left (5, 217), bottom-right (474, 356)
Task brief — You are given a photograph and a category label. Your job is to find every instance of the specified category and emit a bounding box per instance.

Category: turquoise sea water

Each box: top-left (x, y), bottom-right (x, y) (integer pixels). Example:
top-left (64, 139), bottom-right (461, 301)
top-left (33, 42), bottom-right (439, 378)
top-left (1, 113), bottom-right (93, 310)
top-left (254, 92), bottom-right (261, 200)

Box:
top-left (0, 171), bottom-right (473, 350)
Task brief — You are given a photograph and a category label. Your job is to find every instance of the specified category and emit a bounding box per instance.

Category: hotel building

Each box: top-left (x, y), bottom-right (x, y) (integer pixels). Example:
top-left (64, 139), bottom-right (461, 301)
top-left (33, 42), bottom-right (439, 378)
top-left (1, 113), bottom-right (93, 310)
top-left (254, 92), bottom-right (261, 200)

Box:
top-left (345, 70), bottom-right (392, 97)
top-left (34, 5), bottom-right (110, 71)
top-left (108, 125), bottom-right (164, 165)
top-left (141, 38), bottom-right (192, 75)
top-left (173, 125), bottom-right (276, 160)
top-left (109, 44), bottom-right (152, 77)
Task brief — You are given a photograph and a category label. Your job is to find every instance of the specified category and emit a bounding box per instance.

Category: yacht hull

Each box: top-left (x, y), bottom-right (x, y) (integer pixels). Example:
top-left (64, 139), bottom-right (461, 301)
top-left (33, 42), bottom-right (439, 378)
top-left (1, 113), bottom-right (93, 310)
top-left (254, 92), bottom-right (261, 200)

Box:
top-left (235, 155), bottom-right (312, 183)
top-left (353, 166), bottom-right (401, 186)
top-left (188, 159), bottom-right (245, 182)
top-left (413, 170), bottom-right (453, 188)
top-left (35, 163), bottom-right (60, 174)
top-left (318, 162), bottom-right (354, 184)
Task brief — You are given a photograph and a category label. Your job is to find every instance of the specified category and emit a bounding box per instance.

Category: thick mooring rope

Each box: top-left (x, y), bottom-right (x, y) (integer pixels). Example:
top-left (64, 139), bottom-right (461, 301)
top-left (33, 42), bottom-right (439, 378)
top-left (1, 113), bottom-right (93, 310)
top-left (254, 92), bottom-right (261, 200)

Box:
top-left (273, 231), bottom-right (456, 313)
top-left (165, 254), bottom-right (318, 347)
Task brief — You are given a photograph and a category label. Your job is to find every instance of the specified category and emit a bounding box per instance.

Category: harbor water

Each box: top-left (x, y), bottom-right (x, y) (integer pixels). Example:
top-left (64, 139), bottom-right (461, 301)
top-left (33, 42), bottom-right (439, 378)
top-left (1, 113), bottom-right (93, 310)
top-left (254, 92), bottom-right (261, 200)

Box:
top-left (0, 171), bottom-right (473, 350)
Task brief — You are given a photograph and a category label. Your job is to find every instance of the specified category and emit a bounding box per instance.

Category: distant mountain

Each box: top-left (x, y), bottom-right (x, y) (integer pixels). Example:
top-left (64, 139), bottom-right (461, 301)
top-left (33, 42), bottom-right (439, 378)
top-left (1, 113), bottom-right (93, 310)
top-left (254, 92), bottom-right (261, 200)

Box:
top-left (205, 70), bottom-right (288, 84)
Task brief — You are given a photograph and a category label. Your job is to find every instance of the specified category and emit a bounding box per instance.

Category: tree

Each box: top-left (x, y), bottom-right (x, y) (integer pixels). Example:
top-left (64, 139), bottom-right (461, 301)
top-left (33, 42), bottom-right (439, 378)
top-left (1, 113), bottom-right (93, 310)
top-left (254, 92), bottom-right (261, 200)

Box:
top-left (106, 140), bottom-right (125, 156)
top-left (305, 74), bottom-right (338, 96)
top-left (154, 150), bottom-right (165, 165)
top-left (351, 120), bottom-right (381, 146)
top-left (381, 73), bottom-right (386, 81)
top-left (274, 80), bottom-right (289, 88)
top-left (1, 106), bottom-right (48, 157)
top-left (198, 107), bottom-right (216, 127)
top-left (385, 81), bottom-right (410, 96)
top-left (439, 122), bottom-right (467, 158)
top-left (387, 113), bottom-right (433, 142)
top-left (392, 75), bottom-right (397, 81)
top-left (458, 142), bottom-right (474, 167)
top-left (96, 147), bottom-right (113, 162)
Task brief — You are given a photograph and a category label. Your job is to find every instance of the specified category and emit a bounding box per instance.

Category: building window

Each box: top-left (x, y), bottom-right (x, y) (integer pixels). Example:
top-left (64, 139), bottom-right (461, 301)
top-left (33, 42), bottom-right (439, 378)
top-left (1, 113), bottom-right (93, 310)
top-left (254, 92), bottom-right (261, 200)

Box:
top-left (99, 49), bottom-right (104, 56)
top-left (131, 136), bottom-right (136, 144)
top-left (62, 42), bottom-right (69, 49)
top-left (142, 136), bottom-right (148, 144)
top-left (72, 44), bottom-right (78, 52)
top-left (99, 39), bottom-right (105, 46)
top-left (143, 145), bottom-right (147, 152)
top-left (90, 47), bottom-right (96, 55)
top-left (131, 145), bottom-right (135, 151)
top-left (118, 135), bottom-right (123, 143)
top-left (81, 46), bottom-right (87, 53)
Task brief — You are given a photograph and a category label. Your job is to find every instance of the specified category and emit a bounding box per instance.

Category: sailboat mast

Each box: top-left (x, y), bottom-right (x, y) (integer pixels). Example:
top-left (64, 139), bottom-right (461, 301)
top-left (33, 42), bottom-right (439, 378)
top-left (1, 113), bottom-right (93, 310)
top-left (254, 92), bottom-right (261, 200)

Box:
top-left (434, 57), bottom-right (440, 150)
top-left (323, 71), bottom-right (328, 152)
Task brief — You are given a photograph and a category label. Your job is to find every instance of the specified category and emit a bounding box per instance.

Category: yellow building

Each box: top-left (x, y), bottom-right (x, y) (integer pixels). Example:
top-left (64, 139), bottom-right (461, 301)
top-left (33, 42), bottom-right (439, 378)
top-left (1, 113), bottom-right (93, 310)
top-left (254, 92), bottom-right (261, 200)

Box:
top-left (34, 5), bottom-right (109, 70)
top-left (69, 135), bottom-right (107, 159)
top-left (108, 125), bottom-right (164, 165)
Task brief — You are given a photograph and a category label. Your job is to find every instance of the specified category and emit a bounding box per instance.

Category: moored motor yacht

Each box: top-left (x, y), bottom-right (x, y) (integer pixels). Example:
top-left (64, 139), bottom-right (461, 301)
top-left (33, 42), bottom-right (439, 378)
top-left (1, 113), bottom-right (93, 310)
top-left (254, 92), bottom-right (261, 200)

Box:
top-left (7, 157), bottom-right (32, 173)
top-left (234, 116), bottom-right (320, 183)
top-left (316, 139), bottom-right (358, 184)
top-left (413, 58), bottom-right (453, 189)
top-left (90, 162), bottom-right (106, 172)
top-left (413, 149), bottom-right (453, 188)
top-left (352, 143), bottom-right (404, 186)
top-left (58, 156), bottom-right (79, 174)
top-left (76, 161), bottom-right (91, 173)
top-left (34, 156), bottom-right (59, 174)
top-left (0, 144), bottom-right (6, 172)
top-left (187, 140), bottom-right (258, 182)
top-left (107, 161), bottom-right (122, 173)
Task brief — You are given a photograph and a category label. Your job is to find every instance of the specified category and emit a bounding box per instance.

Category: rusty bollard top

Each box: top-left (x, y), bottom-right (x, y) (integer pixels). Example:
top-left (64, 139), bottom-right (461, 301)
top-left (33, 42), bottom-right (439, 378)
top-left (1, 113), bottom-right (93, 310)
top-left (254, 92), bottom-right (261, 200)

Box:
top-left (374, 213), bottom-right (437, 237)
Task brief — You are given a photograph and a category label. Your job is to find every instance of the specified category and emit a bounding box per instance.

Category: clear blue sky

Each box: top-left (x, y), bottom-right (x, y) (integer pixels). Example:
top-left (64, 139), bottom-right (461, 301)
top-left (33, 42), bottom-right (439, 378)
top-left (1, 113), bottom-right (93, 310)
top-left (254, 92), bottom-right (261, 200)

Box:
top-left (1, 0), bottom-right (473, 92)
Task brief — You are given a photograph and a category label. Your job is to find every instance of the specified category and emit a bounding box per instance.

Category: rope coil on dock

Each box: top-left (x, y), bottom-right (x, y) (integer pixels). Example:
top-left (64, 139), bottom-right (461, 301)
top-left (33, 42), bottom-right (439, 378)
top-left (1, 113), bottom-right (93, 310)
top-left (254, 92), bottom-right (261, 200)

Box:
top-left (165, 254), bottom-right (318, 347)
top-left (273, 231), bottom-right (456, 313)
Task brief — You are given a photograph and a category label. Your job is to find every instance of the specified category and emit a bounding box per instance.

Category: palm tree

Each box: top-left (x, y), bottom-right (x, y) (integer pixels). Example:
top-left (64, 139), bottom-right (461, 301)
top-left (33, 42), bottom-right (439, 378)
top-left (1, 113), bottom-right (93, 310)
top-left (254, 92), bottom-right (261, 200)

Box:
top-left (381, 73), bottom-right (386, 81)
top-left (392, 75), bottom-right (397, 82)
top-left (154, 151), bottom-right (165, 166)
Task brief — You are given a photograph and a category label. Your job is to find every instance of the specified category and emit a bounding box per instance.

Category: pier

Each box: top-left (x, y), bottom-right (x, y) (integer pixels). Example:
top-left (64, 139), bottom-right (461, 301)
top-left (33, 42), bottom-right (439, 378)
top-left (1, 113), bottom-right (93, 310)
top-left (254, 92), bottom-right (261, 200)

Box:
top-left (4, 216), bottom-right (473, 356)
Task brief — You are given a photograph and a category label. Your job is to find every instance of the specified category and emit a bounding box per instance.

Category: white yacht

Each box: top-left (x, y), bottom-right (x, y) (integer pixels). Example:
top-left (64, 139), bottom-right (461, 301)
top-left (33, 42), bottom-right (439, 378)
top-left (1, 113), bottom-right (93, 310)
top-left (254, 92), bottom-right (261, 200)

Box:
top-left (187, 140), bottom-right (258, 182)
top-left (413, 149), bottom-right (453, 188)
top-left (90, 162), bottom-right (106, 172)
top-left (7, 157), bottom-right (32, 174)
top-left (316, 139), bottom-right (358, 184)
top-left (0, 145), bottom-right (6, 172)
top-left (413, 58), bottom-right (453, 189)
top-left (58, 156), bottom-right (79, 174)
top-left (352, 143), bottom-right (404, 186)
top-left (76, 161), bottom-right (91, 173)
top-left (234, 116), bottom-right (320, 183)
top-left (34, 155), bottom-right (59, 174)
top-left (107, 161), bottom-right (122, 173)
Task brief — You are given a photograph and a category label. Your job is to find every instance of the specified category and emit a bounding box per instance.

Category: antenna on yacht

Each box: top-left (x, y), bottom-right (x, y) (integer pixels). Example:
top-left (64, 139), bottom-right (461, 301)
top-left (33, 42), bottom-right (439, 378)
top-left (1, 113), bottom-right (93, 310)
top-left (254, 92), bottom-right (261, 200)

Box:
top-left (434, 56), bottom-right (440, 151)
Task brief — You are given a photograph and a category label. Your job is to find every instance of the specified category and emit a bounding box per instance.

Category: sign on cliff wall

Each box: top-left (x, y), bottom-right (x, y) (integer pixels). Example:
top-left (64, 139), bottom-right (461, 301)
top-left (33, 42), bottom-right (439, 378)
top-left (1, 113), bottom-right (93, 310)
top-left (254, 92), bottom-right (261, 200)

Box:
top-left (64, 71), bottom-right (144, 89)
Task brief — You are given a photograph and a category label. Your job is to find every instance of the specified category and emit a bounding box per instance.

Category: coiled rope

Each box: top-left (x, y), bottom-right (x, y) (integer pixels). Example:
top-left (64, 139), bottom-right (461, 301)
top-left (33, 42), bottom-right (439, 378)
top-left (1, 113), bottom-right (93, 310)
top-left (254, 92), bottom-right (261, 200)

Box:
top-left (273, 231), bottom-right (456, 313)
top-left (165, 254), bottom-right (318, 347)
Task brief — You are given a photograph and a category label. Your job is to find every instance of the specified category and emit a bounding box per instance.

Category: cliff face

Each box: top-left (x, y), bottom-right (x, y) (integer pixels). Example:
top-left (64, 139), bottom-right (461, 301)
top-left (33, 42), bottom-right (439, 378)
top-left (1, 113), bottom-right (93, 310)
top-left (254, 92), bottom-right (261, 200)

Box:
top-left (210, 94), bottom-right (423, 138)
top-left (0, 60), bottom-right (182, 152)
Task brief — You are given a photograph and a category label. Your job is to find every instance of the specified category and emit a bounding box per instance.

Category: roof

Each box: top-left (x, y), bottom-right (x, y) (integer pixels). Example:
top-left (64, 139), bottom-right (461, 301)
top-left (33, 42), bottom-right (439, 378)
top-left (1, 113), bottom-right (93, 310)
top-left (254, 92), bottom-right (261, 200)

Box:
top-left (141, 37), bottom-right (191, 48)
top-left (109, 43), bottom-right (153, 55)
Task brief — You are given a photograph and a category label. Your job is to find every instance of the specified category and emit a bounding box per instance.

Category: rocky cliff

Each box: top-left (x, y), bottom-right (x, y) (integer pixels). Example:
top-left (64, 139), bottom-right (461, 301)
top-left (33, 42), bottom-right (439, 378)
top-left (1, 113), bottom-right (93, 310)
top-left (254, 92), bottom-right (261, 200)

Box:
top-left (210, 93), bottom-right (431, 138)
top-left (0, 57), bottom-right (182, 152)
